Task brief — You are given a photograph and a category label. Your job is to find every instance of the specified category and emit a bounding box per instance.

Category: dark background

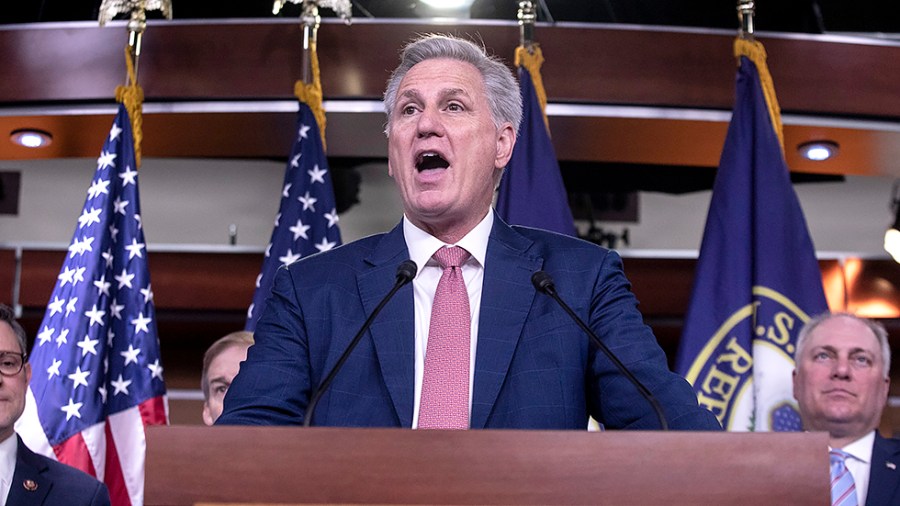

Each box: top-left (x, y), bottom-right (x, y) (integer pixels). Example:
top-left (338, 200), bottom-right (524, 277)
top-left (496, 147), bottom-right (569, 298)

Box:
top-left (5, 0), bottom-right (900, 35)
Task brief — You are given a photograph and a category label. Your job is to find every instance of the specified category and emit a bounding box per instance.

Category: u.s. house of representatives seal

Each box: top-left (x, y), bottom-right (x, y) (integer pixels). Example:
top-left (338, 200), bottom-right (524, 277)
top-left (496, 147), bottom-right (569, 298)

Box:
top-left (685, 286), bottom-right (813, 431)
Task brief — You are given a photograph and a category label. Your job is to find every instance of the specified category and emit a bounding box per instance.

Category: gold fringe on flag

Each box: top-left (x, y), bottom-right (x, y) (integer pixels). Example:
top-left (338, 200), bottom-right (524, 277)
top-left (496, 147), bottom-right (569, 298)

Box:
top-left (515, 45), bottom-right (550, 134)
top-left (293, 41), bottom-right (327, 150)
top-left (734, 38), bottom-right (784, 152)
top-left (114, 45), bottom-right (144, 167)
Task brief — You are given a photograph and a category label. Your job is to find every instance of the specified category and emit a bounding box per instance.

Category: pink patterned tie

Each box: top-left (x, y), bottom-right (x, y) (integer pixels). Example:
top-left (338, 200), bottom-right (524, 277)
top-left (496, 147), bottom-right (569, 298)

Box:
top-left (418, 246), bottom-right (471, 430)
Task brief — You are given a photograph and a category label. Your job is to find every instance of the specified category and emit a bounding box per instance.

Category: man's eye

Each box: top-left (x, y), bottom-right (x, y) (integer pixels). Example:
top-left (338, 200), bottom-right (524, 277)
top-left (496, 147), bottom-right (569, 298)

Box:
top-left (401, 105), bottom-right (417, 115)
top-left (447, 103), bottom-right (463, 112)
top-left (854, 356), bottom-right (873, 367)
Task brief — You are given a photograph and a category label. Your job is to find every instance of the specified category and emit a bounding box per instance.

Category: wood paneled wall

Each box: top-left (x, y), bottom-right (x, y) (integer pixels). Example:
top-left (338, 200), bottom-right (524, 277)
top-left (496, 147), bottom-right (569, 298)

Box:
top-left (3, 246), bottom-right (899, 430)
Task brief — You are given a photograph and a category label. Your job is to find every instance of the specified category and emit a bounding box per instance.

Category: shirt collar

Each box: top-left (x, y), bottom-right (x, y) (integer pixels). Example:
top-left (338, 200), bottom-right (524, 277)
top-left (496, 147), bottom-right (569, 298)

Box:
top-left (832, 430), bottom-right (876, 464)
top-left (0, 433), bottom-right (17, 488)
top-left (403, 208), bottom-right (494, 275)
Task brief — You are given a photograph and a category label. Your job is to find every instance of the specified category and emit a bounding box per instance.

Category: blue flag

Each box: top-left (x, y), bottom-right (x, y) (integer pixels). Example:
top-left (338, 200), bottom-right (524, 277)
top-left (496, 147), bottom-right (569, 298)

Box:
top-left (246, 101), bottom-right (342, 330)
top-left (18, 104), bottom-right (168, 506)
top-left (496, 61), bottom-right (576, 236)
top-left (675, 40), bottom-right (828, 432)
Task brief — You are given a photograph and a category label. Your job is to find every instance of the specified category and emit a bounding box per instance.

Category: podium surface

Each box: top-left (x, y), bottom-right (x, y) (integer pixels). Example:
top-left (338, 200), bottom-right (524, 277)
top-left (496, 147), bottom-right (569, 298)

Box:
top-left (146, 425), bottom-right (828, 505)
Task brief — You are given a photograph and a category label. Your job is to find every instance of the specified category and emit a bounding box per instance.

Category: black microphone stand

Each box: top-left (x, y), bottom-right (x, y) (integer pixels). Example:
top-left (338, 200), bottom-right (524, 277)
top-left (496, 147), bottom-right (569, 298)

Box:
top-left (532, 271), bottom-right (669, 430)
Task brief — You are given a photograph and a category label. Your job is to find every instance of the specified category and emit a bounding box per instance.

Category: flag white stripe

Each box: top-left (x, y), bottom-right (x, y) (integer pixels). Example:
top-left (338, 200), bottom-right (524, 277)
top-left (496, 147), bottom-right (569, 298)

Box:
top-left (109, 406), bottom-right (147, 506)
top-left (82, 422), bottom-right (107, 480)
top-left (17, 387), bottom-right (56, 457)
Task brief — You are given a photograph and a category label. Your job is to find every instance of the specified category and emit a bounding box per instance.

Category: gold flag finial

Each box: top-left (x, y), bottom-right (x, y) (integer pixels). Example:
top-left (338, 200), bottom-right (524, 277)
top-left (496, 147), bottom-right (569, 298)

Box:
top-left (273, 0), bottom-right (352, 23)
top-left (99, 0), bottom-right (173, 28)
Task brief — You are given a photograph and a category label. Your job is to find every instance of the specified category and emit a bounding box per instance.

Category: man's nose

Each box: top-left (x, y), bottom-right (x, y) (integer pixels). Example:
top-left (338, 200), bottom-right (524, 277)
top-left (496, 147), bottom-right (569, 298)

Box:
top-left (416, 106), bottom-right (445, 138)
top-left (831, 357), bottom-right (852, 379)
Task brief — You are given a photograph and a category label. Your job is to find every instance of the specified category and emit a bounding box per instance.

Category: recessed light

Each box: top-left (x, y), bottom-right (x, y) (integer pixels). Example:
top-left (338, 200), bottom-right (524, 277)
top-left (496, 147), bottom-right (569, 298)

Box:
top-left (798, 140), bottom-right (838, 161)
top-left (419, 0), bottom-right (476, 10)
top-left (10, 129), bottom-right (53, 148)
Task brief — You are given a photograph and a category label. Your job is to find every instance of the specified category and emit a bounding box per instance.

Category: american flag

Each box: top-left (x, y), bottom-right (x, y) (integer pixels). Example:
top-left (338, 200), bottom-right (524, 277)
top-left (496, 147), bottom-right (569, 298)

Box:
top-left (245, 100), bottom-right (342, 330)
top-left (16, 104), bottom-right (168, 506)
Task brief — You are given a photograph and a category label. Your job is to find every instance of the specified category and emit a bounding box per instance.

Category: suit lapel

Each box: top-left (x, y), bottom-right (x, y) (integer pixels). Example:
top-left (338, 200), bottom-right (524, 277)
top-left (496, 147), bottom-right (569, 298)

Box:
top-left (470, 216), bottom-right (542, 429)
top-left (869, 432), bottom-right (900, 505)
top-left (360, 223), bottom-right (417, 427)
top-left (10, 436), bottom-right (51, 506)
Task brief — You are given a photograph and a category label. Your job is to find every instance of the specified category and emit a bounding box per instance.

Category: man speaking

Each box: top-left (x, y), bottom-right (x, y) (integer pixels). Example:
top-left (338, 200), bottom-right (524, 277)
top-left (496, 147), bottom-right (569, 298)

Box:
top-left (217, 34), bottom-right (719, 432)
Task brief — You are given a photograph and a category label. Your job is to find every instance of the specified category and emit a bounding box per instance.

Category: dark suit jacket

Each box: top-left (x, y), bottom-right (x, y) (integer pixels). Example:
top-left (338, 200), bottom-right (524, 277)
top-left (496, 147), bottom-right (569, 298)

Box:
top-left (867, 432), bottom-right (900, 506)
top-left (8, 435), bottom-right (110, 506)
top-left (219, 215), bottom-right (721, 430)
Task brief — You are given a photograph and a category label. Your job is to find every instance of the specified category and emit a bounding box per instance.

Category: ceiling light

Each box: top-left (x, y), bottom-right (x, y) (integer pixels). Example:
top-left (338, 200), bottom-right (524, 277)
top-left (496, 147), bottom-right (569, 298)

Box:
top-left (797, 140), bottom-right (838, 161)
top-left (10, 129), bottom-right (53, 148)
top-left (419, 0), bottom-right (476, 11)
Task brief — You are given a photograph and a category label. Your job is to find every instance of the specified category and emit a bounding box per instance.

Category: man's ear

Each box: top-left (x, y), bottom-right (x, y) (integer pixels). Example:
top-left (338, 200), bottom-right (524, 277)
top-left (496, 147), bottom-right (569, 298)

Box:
top-left (791, 368), bottom-right (799, 400)
top-left (494, 123), bottom-right (516, 169)
top-left (202, 403), bottom-right (214, 426)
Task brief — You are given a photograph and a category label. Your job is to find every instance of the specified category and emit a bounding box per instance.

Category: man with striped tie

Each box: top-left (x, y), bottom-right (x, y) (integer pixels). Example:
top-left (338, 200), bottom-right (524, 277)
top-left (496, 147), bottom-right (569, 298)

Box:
top-left (793, 313), bottom-right (900, 506)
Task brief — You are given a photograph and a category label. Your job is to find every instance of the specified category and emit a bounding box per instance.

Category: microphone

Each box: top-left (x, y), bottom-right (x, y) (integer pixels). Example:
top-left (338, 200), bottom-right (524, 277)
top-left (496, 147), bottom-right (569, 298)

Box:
top-left (531, 271), bottom-right (669, 430)
top-left (303, 260), bottom-right (418, 427)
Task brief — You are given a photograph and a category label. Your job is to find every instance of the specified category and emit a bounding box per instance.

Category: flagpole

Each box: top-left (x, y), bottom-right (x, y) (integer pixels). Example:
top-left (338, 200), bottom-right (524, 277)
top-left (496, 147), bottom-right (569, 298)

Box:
top-left (737, 0), bottom-right (755, 40)
top-left (98, 0), bottom-right (173, 86)
top-left (518, 1), bottom-right (536, 52)
top-left (301, 1), bottom-right (320, 86)
top-left (126, 9), bottom-right (145, 84)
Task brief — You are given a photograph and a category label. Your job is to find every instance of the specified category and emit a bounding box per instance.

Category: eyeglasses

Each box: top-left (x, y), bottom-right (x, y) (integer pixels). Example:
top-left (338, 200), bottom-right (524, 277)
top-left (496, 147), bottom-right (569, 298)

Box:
top-left (0, 351), bottom-right (26, 377)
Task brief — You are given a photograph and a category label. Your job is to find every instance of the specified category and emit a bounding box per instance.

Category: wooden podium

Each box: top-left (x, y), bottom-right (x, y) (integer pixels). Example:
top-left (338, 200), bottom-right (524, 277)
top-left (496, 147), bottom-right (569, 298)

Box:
top-left (145, 426), bottom-right (828, 505)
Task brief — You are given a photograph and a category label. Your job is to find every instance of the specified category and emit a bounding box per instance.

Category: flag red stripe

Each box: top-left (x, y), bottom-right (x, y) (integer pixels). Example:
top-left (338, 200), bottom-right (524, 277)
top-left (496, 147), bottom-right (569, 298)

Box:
top-left (139, 395), bottom-right (168, 425)
top-left (104, 422), bottom-right (133, 506)
top-left (53, 431), bottom-right (97, 477)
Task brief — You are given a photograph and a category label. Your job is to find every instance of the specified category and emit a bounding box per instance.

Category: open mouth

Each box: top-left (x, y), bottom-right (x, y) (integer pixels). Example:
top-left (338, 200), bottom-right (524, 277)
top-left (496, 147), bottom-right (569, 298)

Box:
top-left (416, 152), bottom-right (449, 172)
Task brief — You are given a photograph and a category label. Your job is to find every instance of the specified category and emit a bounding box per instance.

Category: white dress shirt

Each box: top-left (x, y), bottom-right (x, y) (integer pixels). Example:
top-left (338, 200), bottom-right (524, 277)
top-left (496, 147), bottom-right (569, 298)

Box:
top-left (0, 433), bottom-right (18, 506)
top-left (834, 430), bottom-right (875, 506)
top-left (404, 209), bottom-right (493, 429)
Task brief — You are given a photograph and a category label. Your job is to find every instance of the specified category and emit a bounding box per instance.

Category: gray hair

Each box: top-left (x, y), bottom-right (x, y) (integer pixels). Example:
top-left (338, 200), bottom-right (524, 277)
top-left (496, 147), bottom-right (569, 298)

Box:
top-left (795, 312), bottom-right (891, 376)
top-left (383, 34), bottom-right (523, 136)
top-left (201, 330), bottom-right (254, 401)
top-left (0, 304), bottom-right (27, 355)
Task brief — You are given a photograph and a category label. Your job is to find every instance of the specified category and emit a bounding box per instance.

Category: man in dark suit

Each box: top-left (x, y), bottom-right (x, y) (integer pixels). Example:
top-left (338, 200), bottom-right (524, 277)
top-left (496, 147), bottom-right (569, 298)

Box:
top-left (0, 304), bottom-right (110, 506)
top-left (217, 34), bottom-right (720, 431)
top-left (793, 312), bottom-right (900, 506)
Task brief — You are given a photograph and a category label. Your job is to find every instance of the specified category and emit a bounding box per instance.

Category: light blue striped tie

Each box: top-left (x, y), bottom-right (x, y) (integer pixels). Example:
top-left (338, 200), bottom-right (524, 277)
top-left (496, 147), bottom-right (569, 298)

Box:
top-left (830, 450), bottom-right (859, 506)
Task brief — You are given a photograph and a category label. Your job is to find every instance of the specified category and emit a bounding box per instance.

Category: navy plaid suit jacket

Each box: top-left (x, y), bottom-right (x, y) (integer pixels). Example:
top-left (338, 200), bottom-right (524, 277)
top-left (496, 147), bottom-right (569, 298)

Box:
top-left (218, 214), bottom-right (720, 430)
